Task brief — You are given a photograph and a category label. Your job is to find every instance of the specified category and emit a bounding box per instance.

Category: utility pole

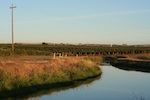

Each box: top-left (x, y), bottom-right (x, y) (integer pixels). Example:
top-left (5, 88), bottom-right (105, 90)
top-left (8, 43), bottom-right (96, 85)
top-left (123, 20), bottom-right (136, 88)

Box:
top-left (10, 4), bottom-right (16, 55)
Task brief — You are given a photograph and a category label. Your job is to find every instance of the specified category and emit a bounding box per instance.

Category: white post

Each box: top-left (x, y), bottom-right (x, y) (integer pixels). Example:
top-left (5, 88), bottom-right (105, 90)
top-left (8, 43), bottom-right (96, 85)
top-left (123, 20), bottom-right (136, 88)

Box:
top-left (59, 53), bottom-right (61, 57)
top-left (53, 52), bottom-right (56, 59)
top-left (65, 54), bottom-right (68, 57)
top-left (76, 54), bottom-right (78, 57)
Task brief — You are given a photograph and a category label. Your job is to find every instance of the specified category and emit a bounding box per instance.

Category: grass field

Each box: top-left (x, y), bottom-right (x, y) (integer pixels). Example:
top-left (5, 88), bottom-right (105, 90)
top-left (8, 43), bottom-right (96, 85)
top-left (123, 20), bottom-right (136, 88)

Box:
top-left (0, 56), bottom-right (102, 97)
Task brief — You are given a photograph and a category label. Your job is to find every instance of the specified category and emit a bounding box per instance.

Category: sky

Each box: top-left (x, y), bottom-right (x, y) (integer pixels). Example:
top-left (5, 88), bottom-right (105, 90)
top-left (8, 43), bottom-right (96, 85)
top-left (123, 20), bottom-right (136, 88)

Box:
top-left (0, 0), bottom-right (150, 44)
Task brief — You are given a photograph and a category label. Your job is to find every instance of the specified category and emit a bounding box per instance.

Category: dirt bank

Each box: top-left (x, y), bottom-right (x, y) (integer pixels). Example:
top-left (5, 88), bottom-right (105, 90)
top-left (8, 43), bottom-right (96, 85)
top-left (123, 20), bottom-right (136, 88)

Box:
top-left (104, 54), bottom-right (150, 72)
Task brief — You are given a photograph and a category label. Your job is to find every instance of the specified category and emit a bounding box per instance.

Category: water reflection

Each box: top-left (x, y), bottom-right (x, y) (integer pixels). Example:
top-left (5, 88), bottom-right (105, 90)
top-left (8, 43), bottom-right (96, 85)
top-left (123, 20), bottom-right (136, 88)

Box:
top-left (112, 65), bottom-right (150, 73)
top-left (31, 65), bottom-right (150, 100)
top-left (3, 76), bottom-right (101, 100)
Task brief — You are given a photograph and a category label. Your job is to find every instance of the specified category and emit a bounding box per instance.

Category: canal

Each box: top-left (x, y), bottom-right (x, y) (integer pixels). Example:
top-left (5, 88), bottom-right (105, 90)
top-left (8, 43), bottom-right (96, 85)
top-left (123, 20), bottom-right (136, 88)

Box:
top-left (28, 65), bottom-right (150, 100)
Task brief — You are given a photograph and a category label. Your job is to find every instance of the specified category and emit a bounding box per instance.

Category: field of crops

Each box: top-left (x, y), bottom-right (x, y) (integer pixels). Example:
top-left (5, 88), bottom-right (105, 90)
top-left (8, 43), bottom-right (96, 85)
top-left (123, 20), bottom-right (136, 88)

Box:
top-left (0, 43), bottom-right (150, 56)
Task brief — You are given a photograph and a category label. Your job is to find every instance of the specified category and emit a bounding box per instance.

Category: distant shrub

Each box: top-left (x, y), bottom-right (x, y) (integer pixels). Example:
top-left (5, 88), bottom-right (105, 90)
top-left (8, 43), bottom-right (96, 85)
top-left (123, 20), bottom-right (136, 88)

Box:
top-left (42, 42), bottom-right (48, 45)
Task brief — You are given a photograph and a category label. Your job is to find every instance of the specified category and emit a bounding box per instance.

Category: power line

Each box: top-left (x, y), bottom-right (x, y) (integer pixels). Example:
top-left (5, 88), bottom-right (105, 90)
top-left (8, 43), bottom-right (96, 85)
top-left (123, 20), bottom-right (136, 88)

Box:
top-left (10, 3), bottom-right (16, 55)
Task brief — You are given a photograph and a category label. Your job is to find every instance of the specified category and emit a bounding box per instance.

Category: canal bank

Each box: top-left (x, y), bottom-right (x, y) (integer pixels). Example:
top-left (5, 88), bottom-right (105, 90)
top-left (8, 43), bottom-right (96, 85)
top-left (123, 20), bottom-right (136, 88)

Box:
top-left (0, 57), bottom-right (102, 98)
top-left (104, 55), bottom-right (150, 72)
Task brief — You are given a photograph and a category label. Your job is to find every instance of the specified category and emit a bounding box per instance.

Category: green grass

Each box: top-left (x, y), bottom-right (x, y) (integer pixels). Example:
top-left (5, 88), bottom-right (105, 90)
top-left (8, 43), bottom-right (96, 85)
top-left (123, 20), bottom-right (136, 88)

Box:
top-left (0, 43), bottom-right (150, 56)
top-left (84, 56), bottom-right (103, 62)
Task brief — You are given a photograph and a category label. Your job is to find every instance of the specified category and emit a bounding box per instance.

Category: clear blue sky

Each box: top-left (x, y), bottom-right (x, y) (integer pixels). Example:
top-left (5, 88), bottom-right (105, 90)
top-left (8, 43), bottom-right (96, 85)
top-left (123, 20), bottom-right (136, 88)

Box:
top-left (1, 0), bottom-right (150, 44)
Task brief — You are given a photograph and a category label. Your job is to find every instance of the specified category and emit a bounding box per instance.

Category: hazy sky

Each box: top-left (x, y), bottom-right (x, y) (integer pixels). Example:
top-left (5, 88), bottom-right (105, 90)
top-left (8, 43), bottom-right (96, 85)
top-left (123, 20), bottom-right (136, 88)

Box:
top-left (1, 0), bottom-right (150, 44)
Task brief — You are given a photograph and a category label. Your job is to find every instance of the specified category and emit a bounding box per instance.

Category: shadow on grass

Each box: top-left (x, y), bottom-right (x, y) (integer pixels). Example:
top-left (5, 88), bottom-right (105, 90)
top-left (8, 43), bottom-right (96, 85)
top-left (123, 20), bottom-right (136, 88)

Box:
top-left (0, 76), bottom-right (101, 100)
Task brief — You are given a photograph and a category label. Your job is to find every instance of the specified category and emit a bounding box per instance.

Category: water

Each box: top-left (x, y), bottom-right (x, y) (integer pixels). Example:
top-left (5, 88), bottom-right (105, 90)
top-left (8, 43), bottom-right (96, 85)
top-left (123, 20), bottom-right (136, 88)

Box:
top-left (11, 65), bottom-right (150, 100)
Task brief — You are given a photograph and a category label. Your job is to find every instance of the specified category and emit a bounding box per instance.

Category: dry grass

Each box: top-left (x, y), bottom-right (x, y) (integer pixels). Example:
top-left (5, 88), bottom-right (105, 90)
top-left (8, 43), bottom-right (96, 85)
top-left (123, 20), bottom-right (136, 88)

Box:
top-left (0, 57), bottom-right (101, 92)
top-left (0, 57), bottom-right (96, 77)
top-left (116, 54), bottom-right (150, 62)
